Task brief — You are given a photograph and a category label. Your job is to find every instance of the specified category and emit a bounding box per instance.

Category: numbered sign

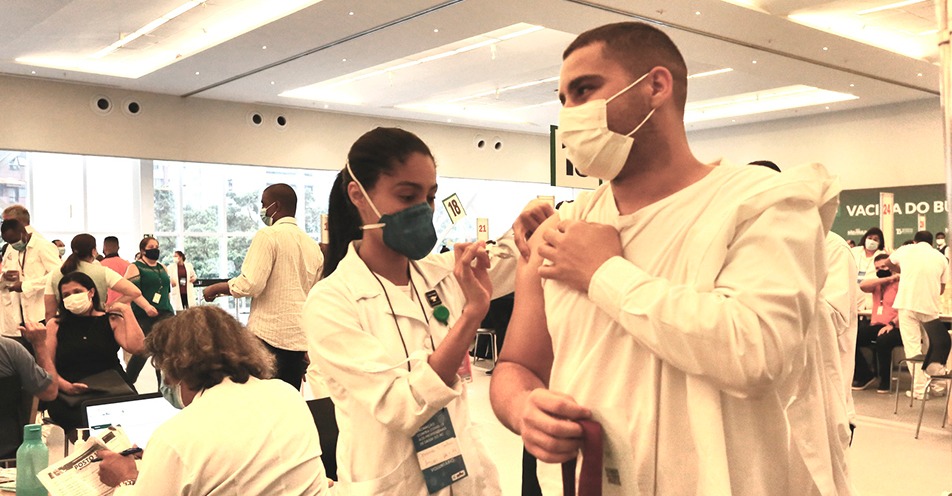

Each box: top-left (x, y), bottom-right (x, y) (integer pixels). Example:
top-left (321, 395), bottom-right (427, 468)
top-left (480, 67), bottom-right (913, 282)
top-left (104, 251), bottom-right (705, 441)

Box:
top-left (918, 214), bottom-right (927, 231)
top-left (476, 218), bottom-right (489, 242)
top-left (536, 195), bottom-right (555, 209)
top-left (320, 214), bottom-right (329, 243)
top-left (880, 192), bottom-right (894, 251)
top-left (442, 193), bottom-right (467, 224)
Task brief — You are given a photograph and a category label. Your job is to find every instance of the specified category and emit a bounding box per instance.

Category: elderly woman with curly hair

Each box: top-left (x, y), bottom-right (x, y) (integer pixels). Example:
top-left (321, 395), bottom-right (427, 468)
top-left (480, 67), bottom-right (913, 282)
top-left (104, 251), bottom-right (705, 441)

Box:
top-left (94, 305), bottom-right (329, 495)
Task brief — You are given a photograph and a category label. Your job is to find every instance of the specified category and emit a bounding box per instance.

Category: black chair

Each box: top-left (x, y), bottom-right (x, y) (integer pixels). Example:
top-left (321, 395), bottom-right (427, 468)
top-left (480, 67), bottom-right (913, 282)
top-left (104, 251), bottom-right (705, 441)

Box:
top-left (0, 375), bottom-right (37, 460)
top-left (306, 398), bottom-right (338, 481)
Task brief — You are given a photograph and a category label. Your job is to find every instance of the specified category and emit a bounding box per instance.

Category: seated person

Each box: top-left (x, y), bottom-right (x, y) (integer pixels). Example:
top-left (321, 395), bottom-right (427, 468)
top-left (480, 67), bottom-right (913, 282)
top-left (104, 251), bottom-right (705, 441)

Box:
top-left (96, 305), bottom-right (329, 495)
top-left (45, 272), bottom-right (144, 433)
top-left (854, 254), bottom-right (902, 393)
top-left (0, 323), bottom-right (57, 458)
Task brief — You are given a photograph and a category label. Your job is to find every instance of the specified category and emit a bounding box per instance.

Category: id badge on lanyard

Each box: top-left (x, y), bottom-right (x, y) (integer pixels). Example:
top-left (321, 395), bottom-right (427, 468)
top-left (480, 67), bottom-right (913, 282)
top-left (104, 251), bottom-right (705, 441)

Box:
top-left (413, 408), bottom-right (468, 493)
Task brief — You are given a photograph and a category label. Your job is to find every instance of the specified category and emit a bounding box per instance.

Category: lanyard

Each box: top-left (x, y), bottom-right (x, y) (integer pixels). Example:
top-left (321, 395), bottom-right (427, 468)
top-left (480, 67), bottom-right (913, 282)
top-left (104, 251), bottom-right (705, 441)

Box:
top-left (367, 263), bottom-right (436, 372)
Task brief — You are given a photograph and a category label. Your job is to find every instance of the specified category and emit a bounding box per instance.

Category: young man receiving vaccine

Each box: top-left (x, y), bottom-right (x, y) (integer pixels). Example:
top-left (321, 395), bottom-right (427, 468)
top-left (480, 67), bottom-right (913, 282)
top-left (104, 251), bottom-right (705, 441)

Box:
top-left (491, 22), bottom-right (853, 495)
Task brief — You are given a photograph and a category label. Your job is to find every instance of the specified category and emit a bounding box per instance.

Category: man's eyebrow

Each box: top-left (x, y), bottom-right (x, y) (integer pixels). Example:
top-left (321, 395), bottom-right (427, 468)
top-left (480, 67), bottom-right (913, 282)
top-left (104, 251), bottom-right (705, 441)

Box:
top-left (566, 74), bottom-right (601, 95)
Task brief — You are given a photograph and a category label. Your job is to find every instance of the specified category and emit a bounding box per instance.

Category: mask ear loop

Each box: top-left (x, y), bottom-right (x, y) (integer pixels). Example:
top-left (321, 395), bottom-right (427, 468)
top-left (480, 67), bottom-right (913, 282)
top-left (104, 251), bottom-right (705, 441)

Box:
top-left (345, 161), bottom-right (386, 230)
top-left (604, 71), bottom-right (656, 137)
top-left (624, 107), bottom-right (656, 137)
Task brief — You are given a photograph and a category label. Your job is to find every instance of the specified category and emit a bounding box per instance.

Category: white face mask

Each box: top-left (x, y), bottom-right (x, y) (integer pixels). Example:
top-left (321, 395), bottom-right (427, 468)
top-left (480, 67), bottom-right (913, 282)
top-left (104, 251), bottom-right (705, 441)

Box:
top-left (557, 71), bottom-right (655, 181)
top-left (63, 291), bottom-right (92, 315)
top-left (864, 238), bottom-right (879, 252)
top-left (937, 239), bottom-right (946, 248)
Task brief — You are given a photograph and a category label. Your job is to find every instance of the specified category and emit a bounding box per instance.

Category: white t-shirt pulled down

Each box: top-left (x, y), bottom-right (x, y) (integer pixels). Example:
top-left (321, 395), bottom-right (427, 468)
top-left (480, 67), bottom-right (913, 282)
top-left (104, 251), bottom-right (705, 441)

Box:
top-left (889, 241), bottom-right (950, 317)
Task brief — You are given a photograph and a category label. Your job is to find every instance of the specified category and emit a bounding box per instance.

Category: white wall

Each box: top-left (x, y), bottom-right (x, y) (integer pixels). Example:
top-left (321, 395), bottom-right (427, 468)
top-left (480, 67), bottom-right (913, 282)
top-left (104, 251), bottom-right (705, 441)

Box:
top-left (0, 75), bottom-right (552, 183)
top-left (687, 97), bottom-right (944, 190)
top-left (1, 74), bottom-right (943, 191)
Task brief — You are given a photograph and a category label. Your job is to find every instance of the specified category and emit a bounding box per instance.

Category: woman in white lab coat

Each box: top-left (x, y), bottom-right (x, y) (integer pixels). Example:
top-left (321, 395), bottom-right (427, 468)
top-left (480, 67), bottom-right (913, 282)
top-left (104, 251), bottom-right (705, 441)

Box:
top-left (301, 127), bottom-right (500, 496)
top-left (166, 250), bottom-right (196, 312)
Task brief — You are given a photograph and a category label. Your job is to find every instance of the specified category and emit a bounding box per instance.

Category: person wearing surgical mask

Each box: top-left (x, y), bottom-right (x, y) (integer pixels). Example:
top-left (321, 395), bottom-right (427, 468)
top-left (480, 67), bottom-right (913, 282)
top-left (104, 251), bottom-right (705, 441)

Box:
top-left (94, 306), bottom-right (330, 494)
top-left (936, 232), bottom-right (947, 254)
top-left (301, 127), bottom-right (500, 495)
top-left (123, 236), bottom-right (173, 385)
top-left (491, 22), bottom-right (851, 495)
top-left (202, 183), bottom-right (323, 391)
top-left (52, 239), bottom-right (66, 258)
top-left (42, 271), bottom-right (144, 433)
top-left (851, 227), bottom-right (886, 311)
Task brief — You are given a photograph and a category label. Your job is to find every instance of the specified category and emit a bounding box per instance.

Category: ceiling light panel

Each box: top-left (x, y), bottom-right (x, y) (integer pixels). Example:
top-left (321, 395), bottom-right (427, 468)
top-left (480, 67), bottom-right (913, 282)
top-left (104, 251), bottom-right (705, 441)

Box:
top-left (280, 24), bottom-right (571, 110)
top-left (788, 1), bottom-right (938, 61)
top-left (684, 84), bottom-right (859, 123)
top-left (15, 0), bottom-right (324, 79)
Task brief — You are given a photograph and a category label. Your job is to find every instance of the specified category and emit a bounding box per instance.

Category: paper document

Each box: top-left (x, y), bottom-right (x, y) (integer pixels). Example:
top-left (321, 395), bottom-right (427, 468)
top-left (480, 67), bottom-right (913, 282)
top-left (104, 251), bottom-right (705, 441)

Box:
top-left (38, 426), bottom-right (133, 496)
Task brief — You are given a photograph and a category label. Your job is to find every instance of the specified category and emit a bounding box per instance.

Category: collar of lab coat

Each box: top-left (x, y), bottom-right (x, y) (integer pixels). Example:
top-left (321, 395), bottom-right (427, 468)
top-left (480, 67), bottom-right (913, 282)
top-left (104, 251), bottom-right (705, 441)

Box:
top-left (339, 241), bottom-right (455, 322)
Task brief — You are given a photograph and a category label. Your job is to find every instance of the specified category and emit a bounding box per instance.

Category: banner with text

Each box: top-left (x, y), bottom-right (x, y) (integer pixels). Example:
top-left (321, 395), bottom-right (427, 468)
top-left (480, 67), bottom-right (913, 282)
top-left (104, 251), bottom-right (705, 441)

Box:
top-left (831, 183), bottom-right (949, 245)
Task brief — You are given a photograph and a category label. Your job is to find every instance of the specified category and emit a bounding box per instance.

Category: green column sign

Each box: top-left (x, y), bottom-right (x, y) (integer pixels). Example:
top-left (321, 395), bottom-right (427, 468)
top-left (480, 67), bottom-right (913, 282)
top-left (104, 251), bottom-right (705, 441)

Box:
top-left (832, 184), bottom-right (949, 244)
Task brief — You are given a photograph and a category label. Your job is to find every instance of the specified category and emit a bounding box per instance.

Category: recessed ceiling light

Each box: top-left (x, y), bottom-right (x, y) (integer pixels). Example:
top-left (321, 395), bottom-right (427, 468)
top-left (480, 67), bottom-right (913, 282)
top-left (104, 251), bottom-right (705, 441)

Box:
top-left (752, 60), bottom-right (757, 64)
top-left (683, 85), bottom-right (858, 123)
top-left (695, 11), bottom-right (701, 15)
top-left (348, 11), bottom-right (354, 15)
top-left (195, 71), bottom-right (200, 75)
top-left (262, 45), bottom-right (267, 50)
top-left (270, 81), bottom-right (275, 85)
top-left (825, 106), bottom-right (830, 109)
top-left (342, 58), bottom-right (347, 62)
top-left (849, 83), bottom-right (855, 87)
top-left (434, 28), bottom-right (440, 33)
top-left (30, 70), bottom-right (35, 74)
top-left (323, 104), bottom-right (329, 108)
top-left (918, 72), bottom-right (923, 77)
top-left (822, 46), bottom-right (828, 51)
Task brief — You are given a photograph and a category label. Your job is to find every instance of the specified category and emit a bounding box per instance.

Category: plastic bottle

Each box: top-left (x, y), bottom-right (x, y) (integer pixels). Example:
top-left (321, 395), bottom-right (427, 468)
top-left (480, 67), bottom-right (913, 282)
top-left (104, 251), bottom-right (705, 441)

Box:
top-left (16, 423), bottom-right (48, 496)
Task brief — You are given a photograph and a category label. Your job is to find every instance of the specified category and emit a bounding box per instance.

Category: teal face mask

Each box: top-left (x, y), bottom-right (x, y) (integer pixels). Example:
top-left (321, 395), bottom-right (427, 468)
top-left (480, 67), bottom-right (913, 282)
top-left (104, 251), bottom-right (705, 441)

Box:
top-left (346, 162), bottom-right (437, 260)
top-left (159, 377), bottom-right (185, 410)
top-left (10, 239), bottom-right (26, 252)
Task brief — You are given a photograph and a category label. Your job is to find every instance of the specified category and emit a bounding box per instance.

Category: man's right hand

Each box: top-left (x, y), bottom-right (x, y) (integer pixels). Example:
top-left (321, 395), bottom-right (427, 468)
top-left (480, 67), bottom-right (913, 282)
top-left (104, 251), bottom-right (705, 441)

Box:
top-left (519, 389), bottom-right (591, 463)
top-left (19, 321), bottom-right (47, 345)
top-left (62, 382), bottom-right (89, 395)
top-left (144, 306), bottom-right (159, 318)
top-left (513, 200), bottom-right (556, 259)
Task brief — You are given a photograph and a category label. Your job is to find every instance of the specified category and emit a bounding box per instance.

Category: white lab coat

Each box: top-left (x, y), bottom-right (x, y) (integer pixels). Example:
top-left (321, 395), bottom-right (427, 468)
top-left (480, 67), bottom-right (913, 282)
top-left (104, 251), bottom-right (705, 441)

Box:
top-left (0, 227), bottom-right (60, 335)
top-left (166, 261), bottom-right (196, 312)
top-left (539, 163), bottom-right (852, 495)
top-left (302, 242), bottom-right (500, 496)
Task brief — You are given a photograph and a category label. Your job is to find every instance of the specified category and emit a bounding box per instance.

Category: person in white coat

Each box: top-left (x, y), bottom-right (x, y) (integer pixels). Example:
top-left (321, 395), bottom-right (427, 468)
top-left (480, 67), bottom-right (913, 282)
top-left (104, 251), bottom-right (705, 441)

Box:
top-left (166, 250), bottom-right (196, 312)
top-left (302, 127), bottom-right (500, 495)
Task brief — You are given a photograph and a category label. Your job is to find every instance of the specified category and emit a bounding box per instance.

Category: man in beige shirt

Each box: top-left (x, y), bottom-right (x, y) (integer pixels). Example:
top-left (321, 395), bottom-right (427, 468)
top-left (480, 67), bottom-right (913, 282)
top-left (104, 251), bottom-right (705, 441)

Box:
top-left (204, 184), bottom-right (323, 389)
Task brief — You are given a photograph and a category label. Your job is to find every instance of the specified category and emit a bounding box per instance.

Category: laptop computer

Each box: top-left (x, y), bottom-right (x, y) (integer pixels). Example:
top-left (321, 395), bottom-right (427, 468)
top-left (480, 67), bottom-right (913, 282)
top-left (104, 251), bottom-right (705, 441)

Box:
top-left (82, 393), bottom-right (181, 449)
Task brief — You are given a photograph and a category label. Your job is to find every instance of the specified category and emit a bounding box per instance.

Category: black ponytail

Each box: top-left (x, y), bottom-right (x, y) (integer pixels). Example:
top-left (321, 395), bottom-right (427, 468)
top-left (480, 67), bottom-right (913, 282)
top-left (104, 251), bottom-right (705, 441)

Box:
top-left (322, 127), bottom-right (434, 278)
top-left (324, 171), bottom-right (363, 277)
top-left (61, 233), bottom-right (96, 275)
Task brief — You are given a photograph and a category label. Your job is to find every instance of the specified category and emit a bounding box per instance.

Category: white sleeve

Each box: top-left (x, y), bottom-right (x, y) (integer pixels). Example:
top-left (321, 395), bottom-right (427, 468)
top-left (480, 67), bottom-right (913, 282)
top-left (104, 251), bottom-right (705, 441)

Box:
top-left (586, 199), bottom-right (824, 397)
top-left (303, 285), bottom-right (461, 436)
top-left (229, 231), bottom-right (274, 298)
top-left (104, 266), bottom-right (123, 288)
top-left (822, 234), bottom-right (857, 337)
top-left (117, 437), bottom-right (186, 496)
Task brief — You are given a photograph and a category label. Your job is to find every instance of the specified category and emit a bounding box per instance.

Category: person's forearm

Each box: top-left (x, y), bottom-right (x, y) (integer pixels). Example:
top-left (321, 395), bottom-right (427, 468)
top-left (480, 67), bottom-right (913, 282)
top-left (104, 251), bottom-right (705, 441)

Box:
top-left (490, 361), bottom-right (546, 434)
top-left (427, 309), bottom-right (483, 385)
top-left (120, 308), bottom-right (145, 354)
top-left (131, 296), bottom-right (153, 313)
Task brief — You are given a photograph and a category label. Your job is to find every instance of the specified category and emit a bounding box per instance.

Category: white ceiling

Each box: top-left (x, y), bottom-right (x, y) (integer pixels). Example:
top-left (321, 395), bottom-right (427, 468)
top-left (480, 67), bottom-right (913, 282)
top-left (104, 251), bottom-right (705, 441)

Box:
top-left (0, 0), bottom-right (942, 134)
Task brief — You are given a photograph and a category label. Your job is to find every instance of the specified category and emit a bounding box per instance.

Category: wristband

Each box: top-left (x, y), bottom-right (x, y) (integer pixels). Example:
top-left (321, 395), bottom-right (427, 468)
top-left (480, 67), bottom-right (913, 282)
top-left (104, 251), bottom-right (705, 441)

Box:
top-left (118, 479), bottom-right (136, 486)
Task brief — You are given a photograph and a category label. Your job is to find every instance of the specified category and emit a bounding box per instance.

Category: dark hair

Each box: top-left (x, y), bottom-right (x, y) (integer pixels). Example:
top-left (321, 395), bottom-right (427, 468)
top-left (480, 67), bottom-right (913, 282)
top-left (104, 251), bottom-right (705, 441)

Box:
top-left (914, 230), bottom-right (934, 244)
top-left (937, 232), bottom-right (946, 239)
top-left (56, 271), bottom-right (104, 322)
top-left (563, 22), bottom-right (688, 113)
top-left (748, 160), bottom-right (781, 172)
top-left (61, 233), bottom-right (96, 275)
top-left (861, 227), bottom-right (885, 251)
top-left (0, 219), bottom-right (23, 235)
top-left (324, 127), bottom-right (434, 277)
top-left (147, 306), bottom-right (275, 391)
top-left (174, 250), bottom-right (185, 261)
top-left (139, 236), bottom-right (157, 252)
top-left (874, 253), bottom-right (890, 262)
top-left (263, 183), bottom-right (298, 215)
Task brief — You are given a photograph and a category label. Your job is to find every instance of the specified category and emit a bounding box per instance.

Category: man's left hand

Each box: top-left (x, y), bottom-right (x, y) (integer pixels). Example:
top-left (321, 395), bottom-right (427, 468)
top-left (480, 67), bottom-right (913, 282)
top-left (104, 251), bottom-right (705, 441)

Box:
top-left (538, 220), bottom-right (622, 292)
top-left (9, 282), bottom-right (22, 293)
top-left (96, 449), bottom-right (139, 487)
